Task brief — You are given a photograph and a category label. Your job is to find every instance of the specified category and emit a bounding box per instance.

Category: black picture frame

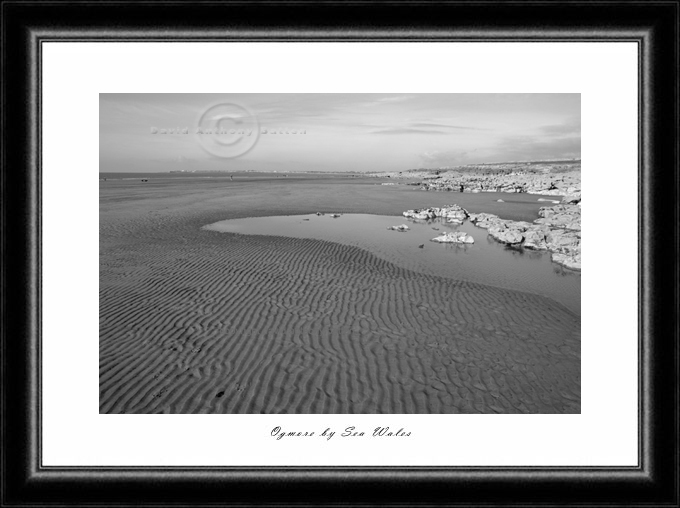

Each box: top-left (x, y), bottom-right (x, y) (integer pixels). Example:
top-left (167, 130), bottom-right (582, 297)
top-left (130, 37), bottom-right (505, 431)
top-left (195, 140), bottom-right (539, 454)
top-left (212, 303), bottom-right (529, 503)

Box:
top-left (2, 1), bottom-right (678, 506)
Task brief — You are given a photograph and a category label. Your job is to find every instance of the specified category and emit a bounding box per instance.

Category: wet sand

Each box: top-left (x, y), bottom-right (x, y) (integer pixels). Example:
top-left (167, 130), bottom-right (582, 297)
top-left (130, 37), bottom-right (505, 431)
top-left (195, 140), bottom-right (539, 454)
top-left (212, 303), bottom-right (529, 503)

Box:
top-left (100, 175), bottom-right (580, 414)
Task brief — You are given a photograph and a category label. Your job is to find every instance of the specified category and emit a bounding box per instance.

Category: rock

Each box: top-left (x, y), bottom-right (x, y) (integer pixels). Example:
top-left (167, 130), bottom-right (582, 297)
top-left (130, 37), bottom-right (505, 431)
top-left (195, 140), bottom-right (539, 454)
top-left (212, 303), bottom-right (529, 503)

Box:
top-left (437, 205), bottom-right (469, 221)
top-left (496, 199), bottom-right (505, 202)
top-left (430, 232), bottom-right (475, 244)
top-left (418, 244), bottom-right (424, 248)
top-left (403, 204), bottom-right (468, 221)
top-left (403, 209), bottom-right (435, 220)
top-left (546, 229), bottom-right (581, 254)
top-left (468, 213), bottom-right (502, 229)
top-left (523, 229), bottom-right (548, 250)
top-left (510, 221), bottom-right (534, 231)
top-left (538, 204), bottom-right (580, 218)
top-left (387, 224), bottom-right (409, 232)
top-left (316, 212), bottom-right (323, 216)
top-left (552, 252), bottom-right (581, 271)
top-left (330, 214), bottom-right (341, 218)
top-left (535, 204), bottom-right (581, 230)
top-left (488, 226), bottom-right (524, 245)
top-left (405, 197), bottom-right (581, 270)
top-left (388, 166), bottom-right (580, 197)
top-left (536, 214), bottom-right (580, 229)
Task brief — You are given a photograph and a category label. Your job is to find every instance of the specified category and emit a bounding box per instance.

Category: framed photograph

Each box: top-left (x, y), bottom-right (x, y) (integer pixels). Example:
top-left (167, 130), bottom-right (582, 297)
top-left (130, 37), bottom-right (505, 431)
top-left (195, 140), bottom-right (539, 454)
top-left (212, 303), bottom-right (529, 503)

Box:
top-left (2, 1), bottom-right (678, 505)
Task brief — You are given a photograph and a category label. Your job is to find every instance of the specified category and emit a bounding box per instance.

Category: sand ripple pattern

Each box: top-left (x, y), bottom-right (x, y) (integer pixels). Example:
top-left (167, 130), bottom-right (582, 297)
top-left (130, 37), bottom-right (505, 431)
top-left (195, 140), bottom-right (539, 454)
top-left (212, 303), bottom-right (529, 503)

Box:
top-left (100, 218), bottom-right (580, 414)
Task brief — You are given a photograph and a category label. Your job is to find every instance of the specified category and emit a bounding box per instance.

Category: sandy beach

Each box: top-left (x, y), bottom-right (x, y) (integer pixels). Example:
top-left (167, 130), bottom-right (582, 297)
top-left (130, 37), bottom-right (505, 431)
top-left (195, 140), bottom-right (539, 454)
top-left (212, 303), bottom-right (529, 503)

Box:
top-left (100, 174), bottom-right (580, 414)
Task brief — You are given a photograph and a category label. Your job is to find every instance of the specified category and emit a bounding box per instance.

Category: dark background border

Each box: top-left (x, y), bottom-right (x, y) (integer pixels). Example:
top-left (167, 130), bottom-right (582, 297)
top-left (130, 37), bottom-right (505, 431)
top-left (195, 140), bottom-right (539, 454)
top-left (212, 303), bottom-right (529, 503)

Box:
top-left (2, 1), bottom-right (678, 506)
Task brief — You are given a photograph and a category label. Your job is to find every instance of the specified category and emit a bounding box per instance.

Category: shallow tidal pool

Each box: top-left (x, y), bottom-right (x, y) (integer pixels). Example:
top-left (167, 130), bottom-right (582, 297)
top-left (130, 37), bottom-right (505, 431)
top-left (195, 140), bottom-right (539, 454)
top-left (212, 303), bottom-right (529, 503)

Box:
top-left (204, 213), bottom-right (580, 315)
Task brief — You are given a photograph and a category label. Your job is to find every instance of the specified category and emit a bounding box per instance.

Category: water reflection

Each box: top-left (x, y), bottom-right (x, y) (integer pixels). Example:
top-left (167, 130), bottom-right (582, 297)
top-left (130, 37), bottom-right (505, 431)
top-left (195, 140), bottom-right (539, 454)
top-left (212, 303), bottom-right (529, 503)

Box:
top-left (502, 245), bottom-right (546, 261)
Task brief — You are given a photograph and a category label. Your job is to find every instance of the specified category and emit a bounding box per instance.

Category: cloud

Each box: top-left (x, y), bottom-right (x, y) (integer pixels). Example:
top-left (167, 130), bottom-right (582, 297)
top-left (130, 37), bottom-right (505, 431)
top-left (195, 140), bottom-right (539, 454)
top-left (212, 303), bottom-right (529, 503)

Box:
top-left (370, 121), bottom-right (486, 135)
top-left (372, 127), bottom-right (448, 135)
top-left (374, 96), bottom-right (412, 104)
top-left (411, 122), bottom-right (489, 131)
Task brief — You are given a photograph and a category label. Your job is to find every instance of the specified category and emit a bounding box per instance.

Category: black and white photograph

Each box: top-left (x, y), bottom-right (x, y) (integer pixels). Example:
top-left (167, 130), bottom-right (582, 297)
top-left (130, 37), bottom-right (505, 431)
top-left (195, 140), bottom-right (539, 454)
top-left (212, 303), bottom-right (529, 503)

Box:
top-left (5, 0), bottom-right (679, 504)
top-left (99, 93), bottom-right (581, 414)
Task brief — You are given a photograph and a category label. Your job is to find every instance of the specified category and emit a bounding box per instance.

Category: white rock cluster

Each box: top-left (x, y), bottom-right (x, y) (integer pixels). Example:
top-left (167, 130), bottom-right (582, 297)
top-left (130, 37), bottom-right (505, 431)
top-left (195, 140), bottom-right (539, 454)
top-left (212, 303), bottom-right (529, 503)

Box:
top-left (402, 204), bottom-right (469, 222)
top-left (402, 200), bottom-right (581, 271)
top-left (468, 204), bottom-right (581, 271)
top-left (430, 232), bottom-right (475, 244)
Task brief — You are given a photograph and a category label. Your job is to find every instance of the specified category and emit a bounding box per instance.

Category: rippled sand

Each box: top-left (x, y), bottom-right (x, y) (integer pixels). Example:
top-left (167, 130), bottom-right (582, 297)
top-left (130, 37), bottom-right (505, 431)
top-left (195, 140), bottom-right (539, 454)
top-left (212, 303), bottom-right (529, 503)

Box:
top-left (100, 175), bottom-right (580, 414)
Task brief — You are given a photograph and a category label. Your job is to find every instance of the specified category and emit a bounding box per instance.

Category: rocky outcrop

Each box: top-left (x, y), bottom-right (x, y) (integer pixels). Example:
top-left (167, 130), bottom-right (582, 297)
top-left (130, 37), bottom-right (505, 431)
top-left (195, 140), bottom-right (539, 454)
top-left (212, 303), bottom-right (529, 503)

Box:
top-left (552, 252), bottom-right (581, 271)
top-left (415, 201), bottom-right (581, 271)
top-left (535, 204), bottom-right (581, 230)
top-left (430, 232), bottom-right (475, 244)
top-left (403, 204), bottom-right (469, 221)
top-left (488, 226), bottom-right (524, 245)
top-left (414, 171), bottom-right (581, 196)
top-left (522, 228), bottom-right (549, 250)
top-left (545, 229), bottom-right (581, 255)
top-left (561, 194), bottom-right (581, 204)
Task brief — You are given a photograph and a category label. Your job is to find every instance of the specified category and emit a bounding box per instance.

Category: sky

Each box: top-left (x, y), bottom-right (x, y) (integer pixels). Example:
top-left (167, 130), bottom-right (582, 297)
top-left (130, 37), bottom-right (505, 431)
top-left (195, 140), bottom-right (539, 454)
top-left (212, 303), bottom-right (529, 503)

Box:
top-left (100, 93), bottom-right (580, 173)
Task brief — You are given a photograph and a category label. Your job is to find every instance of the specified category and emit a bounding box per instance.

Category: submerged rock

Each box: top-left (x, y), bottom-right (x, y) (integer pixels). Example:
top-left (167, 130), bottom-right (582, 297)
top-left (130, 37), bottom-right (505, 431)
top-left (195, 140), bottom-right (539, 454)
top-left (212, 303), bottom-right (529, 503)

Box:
top-left (387, 224), bottom-right (410, 232)
top-left (430, 232), bottom-right (475, 244)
